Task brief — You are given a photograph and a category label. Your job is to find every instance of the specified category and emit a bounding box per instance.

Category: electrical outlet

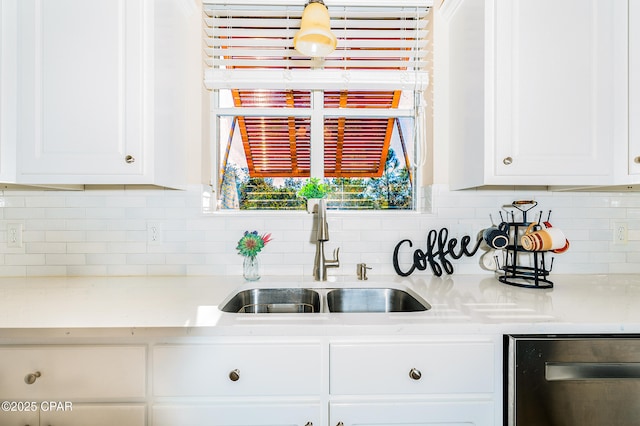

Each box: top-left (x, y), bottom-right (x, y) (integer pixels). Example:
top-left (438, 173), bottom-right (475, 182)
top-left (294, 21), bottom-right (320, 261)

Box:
top-left (613, 222), bottom-right (628, 245)
top-left (147, 222), bottom-right (163, 245)
top-left (7, 223), bottom-right (23, 248)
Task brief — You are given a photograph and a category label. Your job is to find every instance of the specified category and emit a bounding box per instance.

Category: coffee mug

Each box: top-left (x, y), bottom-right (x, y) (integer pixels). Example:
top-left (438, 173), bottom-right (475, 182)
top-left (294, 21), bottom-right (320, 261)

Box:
top-left (543, 221), bottom-right (571, 253)
top-left (483, 222), bottom-right (509, 249)
top-left (521, 222), bottom-right (569, 252)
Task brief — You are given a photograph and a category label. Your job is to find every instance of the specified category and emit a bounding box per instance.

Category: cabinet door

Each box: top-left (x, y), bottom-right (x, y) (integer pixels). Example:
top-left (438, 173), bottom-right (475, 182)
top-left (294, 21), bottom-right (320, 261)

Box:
top-left (152, 402), bottom-right (321, 426)
top-left (330, 401), bottom-right (494, 426)
top-left (630, 0), bottom-right (640, 176)
top-left (16, 0), bottom-right (145, 182)
top-left (0, 409), bottom-right (38, 426)
top-left (40, 404), bottom-right (146, 426)
top-left (492, 0), bottom-right (625, 183)
top-left (0, 0), bottom-right (17, 182)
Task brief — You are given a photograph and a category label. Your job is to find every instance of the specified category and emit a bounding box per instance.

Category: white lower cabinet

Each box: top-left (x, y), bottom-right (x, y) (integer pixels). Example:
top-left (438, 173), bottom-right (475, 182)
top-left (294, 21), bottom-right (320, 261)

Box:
top-left (152, 403), bottom-right (321, 426)
top-left (0, 345), bottom-right (147, 426)
top-left (0, 410), bottom-right (38, 426)
top-left (151, 341), bottom-right (323, 426)
top-left (0, 335), bottom-right (498, 426)
top-left (152, 342), bottom-right (321, 397)
top-left (330, 341), bottom-right (494, 395)
top-left (330, 401), bottom-right (494, 426)
top-left (40, 404), bottom-right (146, 426)
top-left (0, 345), bottom-right (146, 399)
top-left (0, 404), bottom-right (145, 426)
top-left (328, 339), bottom-right (496, 426)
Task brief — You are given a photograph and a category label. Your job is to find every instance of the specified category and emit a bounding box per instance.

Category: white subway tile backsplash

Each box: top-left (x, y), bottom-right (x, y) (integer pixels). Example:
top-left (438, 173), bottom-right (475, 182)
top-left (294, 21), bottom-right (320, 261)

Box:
top-left (45, 230), bottom-right (85, 242)
top-left (106, 264), bottom-right (148, 276)
top-left (0, 184), bottom-right (638, 277)
top-left (1, 196), bottom-right (26, 208)
top-left (24, 196), bottom-right (67, 208)
top-left (6, 253), bottom-right (46, 266)
top-left (4, 208), bottom-right (46, 220)
top-left (27, 265), bottom-right (66, 276)
top-left (45, 207), bottom-right (86, 220)
top-left (66, 242), bottom-right (108, 254)
top-left (126, 253), bottom-right (166, 266)
top-left (27, 242), bottom-right (67, 254)
top-left (45, 254), bottom-right (86, 265)
top-left (148, 264), bottom-right (188, 276)
top-left (67, 265), bottom-right (108, 276)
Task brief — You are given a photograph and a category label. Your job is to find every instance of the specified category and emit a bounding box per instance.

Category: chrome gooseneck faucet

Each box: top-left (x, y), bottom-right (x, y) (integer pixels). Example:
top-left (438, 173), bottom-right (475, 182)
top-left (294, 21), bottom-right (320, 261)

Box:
top-left (313, 199), bottom-right (340, 281)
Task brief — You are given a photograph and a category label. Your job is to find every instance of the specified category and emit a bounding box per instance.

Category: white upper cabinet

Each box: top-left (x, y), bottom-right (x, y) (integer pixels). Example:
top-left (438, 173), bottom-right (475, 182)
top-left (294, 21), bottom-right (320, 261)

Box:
top-left (0, 0), bottom-right (17, 183)
top-left (446, 0), bottom-right (627, 189)
top-left (12, 0), bottom-right (196, 187)
top-left (629, 0), bottom-right (640, 180)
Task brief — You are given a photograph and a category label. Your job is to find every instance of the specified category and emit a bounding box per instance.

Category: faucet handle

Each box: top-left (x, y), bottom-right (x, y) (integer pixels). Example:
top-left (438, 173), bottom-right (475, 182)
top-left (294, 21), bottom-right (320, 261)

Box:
top-left (326, 247), bottom-right (340, 268)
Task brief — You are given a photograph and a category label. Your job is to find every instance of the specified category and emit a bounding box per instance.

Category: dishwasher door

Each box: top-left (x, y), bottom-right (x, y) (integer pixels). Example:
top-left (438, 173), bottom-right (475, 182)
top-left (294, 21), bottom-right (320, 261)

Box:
top-left (506, 335), bottom-right (640, 426)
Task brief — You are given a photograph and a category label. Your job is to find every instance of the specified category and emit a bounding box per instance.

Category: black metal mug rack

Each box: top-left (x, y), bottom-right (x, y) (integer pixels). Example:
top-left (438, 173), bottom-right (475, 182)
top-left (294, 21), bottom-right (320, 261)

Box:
top-left (496, 200), bottom-right (554, 289)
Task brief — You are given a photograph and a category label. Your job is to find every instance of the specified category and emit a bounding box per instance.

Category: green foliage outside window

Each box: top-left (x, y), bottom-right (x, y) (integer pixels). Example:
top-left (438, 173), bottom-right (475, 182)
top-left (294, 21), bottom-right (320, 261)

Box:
top-left (227, 149), bottom-right (412, 210)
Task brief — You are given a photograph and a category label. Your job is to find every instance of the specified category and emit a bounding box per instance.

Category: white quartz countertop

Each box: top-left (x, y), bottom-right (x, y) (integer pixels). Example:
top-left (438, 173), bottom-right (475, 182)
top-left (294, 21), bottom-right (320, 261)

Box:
top-left (1, 274), bottom-right (639, 336)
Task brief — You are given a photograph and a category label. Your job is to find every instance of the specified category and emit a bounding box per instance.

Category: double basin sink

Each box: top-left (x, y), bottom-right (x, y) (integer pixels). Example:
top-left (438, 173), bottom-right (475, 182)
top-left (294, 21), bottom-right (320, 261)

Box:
top-left (220, 287), bottom-right (431, 314)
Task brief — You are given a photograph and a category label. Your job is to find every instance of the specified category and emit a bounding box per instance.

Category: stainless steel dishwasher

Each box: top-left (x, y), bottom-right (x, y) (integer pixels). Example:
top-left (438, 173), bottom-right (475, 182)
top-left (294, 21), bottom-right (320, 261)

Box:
top-left (505, 334), bottom-right (640, 426)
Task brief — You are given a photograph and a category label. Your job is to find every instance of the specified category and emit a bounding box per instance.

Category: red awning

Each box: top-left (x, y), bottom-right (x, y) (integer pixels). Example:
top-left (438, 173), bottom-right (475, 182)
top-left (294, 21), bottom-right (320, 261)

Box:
top-left (232, 90), bottom-right (400, 178)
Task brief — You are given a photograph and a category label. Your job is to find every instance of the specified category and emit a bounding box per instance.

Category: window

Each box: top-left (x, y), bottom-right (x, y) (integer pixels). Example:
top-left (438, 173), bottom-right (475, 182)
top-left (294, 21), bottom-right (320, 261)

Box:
top-left (204, 1), bottom-right (432, 210)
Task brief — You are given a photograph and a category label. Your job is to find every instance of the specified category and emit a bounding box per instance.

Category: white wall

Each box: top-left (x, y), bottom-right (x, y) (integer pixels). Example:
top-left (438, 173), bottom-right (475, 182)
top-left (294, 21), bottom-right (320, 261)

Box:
top-left (0, 184), bottom-right (637, 278)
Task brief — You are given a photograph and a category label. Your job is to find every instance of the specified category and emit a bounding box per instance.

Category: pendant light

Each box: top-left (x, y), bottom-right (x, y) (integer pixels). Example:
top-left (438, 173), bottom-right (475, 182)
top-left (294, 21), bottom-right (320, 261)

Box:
top-left (293, 0), bottom-right (337, 57)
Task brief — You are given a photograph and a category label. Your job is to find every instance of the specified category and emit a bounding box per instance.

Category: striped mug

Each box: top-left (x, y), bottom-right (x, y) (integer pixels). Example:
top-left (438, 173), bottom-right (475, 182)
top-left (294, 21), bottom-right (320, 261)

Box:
top-left (521, 222), bottom-right (569, 253)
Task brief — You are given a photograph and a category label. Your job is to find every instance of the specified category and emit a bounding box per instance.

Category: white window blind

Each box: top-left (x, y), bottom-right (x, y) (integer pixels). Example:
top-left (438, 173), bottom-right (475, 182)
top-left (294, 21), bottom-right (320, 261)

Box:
top-left (203, 0), bottom-right (432, 91)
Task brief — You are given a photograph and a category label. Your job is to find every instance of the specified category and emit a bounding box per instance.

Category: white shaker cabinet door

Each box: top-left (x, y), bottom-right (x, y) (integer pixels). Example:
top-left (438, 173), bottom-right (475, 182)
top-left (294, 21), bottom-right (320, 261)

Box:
top-left (630, 0), bottom-right (640, 177)
top-left (448, 0), bottom-right (627, 189)
top-left (40, 404), bottom-right (146, 426)
top-left (0, 0), bottom-right (17, 183)
top-left (330, 401), bottom-right (494, 426)
top-left (491, 0), bottom-right (625, 182)
top-left (0, 409), bottom-right (38, 426)
top-left (16, 0), bottom-right (146, 182)
top-left (152, 403), bottom-right (321, 426)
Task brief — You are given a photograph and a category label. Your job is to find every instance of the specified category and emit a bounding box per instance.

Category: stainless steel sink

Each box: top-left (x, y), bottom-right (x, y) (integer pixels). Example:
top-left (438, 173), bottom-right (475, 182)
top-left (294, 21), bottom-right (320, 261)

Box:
top-left (220, 288), bottom-right (321, 313)
top-left (326, 288), bottom-right (430, 313)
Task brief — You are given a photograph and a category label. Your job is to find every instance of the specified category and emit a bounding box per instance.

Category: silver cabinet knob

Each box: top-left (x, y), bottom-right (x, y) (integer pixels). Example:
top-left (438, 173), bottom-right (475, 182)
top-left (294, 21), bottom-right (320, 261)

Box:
top-left (125, 155), bottom-right (135, 164)
top-left (24, 371), bottom-right (41, 385)
top-left (503, 156), bottom-right (513, 165)
top-left (409, 368), bottom-right (422, 380)
top-left (634, 156), bottom-right (640, 164)
top-left (228, 369), bottom-right (240, 381)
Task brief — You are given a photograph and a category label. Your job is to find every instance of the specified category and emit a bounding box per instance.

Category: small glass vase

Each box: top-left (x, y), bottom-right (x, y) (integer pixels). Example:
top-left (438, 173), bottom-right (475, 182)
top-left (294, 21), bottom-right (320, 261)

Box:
top-left (243, 255), bottom-right (260, 281)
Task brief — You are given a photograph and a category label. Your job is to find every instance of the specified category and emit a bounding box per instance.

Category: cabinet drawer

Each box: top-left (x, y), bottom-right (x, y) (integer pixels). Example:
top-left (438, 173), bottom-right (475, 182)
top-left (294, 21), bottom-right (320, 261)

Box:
top-left (0, 410), bottom-right (38, 426)
top-left (330, 400), bottom-right (494, 426)
top-left (330, 341), bottom-right (494, 395)
top-left (152, 402), bottom-right (321, 426)
top-left (41, 404), bottom-right (146, 426)
top-left (153, 343), bottom-right (322, 397)
top-left (0, 346), bottom-right (146, 399)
